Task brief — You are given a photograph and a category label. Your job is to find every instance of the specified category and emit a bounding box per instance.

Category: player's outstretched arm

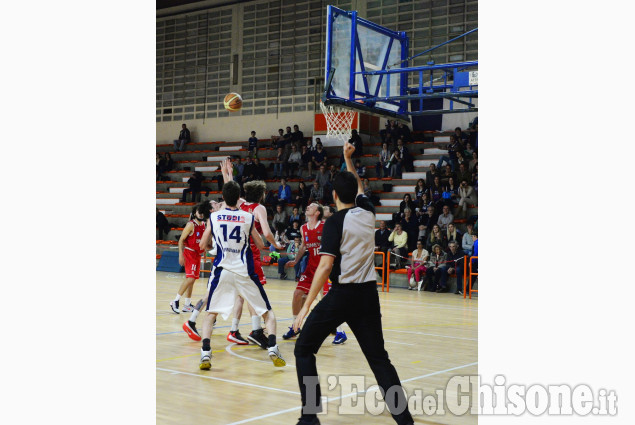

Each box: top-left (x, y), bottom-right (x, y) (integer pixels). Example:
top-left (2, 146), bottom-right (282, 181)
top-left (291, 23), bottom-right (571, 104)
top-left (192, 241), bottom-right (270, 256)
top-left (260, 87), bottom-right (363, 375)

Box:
top-left (254, 204), bottom-right (283, 250)
top-left (250, 224), bottom-right (266, 252)
top-left (293, 254), bottom-right (334, 332)
top-left (198, 221), bottom-right (213, 252)
top-left (343, 142), bottom-right (363, 196)
top-left (178, 222), bottom-right (194, 266)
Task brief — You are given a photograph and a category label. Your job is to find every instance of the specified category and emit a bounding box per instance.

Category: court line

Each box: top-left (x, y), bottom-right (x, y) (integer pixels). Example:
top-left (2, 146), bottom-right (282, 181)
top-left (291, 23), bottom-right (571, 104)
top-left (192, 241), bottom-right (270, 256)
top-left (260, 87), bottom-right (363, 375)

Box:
top-left (384, 329), bottom-right (477, 341)
top-left (224, 343), bottom-right (296, 367)
top-left (223, 361), bottom-right (478, 425)
top-left (156, 367), bottom-right (300, 395)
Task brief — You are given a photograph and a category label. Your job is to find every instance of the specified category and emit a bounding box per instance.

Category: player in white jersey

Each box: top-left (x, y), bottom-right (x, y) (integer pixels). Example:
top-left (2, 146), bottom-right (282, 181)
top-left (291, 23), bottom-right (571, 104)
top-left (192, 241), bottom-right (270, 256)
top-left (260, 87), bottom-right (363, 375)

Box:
top-left (197, 180), bottom-right (285, 369)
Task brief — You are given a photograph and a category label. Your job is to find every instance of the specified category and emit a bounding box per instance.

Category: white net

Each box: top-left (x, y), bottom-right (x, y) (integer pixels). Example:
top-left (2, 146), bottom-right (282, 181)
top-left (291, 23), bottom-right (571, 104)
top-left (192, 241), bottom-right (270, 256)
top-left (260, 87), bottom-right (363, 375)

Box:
top-left (319, 102), bottom-right (357, 143)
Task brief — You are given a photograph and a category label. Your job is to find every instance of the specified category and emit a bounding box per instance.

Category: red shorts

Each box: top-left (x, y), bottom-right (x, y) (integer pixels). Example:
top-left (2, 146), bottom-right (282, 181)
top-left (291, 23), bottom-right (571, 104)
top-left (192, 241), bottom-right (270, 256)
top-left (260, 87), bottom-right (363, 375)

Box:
top-left (296, 271), bottom-right (314, 295)
top-left (184, 249), bottom-right (202, 279)
top-left (253, 256), bottom-right (267, 285)
top-left (322, 279), bottom-right (332, 297)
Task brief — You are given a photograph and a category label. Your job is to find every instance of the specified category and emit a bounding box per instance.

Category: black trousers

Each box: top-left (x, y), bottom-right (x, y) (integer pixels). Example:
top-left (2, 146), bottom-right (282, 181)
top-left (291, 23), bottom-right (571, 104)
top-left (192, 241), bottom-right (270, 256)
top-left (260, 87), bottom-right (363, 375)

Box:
top-left (294, 282), bottom-right (413, 425)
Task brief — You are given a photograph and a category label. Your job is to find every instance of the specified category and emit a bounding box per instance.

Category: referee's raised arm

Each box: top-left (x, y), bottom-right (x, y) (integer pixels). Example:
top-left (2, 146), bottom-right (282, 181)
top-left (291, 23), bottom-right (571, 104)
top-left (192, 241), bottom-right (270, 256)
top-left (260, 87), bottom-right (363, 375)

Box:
top-left (343, 142), bottom-right (363, 196)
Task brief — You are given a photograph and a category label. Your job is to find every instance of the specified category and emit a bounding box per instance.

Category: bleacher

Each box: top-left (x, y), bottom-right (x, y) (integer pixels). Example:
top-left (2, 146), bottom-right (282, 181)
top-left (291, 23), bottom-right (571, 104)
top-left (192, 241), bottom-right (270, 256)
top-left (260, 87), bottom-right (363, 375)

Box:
top-left (156, 129), bottom-right (477, 290)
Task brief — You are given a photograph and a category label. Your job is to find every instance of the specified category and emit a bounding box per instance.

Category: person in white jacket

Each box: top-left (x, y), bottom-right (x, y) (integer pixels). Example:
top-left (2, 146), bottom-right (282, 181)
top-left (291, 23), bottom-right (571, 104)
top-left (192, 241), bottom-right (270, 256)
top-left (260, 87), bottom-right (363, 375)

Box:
top-left (456, 179), bottom-right (477, 219)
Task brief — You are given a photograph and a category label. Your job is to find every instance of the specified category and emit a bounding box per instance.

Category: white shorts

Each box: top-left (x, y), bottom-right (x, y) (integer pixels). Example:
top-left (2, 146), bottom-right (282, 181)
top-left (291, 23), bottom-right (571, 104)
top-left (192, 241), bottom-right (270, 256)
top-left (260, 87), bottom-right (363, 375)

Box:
top-left (205, 268), bottom-right (272, 320)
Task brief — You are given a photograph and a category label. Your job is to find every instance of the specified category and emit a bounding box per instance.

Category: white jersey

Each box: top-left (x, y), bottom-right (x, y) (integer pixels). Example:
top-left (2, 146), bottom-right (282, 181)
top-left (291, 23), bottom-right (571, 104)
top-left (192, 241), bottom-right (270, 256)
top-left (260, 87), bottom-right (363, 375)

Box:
top-left (209, 208), bottom-right (256, 276)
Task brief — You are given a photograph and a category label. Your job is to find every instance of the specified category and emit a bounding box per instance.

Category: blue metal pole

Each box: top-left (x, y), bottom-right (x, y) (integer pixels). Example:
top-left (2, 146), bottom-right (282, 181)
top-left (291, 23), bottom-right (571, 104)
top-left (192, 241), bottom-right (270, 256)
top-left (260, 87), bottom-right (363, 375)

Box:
top-left (349, 11), bottom-right (357, 101)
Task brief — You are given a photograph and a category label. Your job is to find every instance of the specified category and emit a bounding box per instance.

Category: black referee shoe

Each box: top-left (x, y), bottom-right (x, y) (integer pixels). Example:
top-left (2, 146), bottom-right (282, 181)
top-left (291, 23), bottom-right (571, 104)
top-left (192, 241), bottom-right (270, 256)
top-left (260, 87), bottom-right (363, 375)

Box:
top-left (296, 416), bottom-right (320, 425)
top-left (247, 329), bottom-right (269, 350)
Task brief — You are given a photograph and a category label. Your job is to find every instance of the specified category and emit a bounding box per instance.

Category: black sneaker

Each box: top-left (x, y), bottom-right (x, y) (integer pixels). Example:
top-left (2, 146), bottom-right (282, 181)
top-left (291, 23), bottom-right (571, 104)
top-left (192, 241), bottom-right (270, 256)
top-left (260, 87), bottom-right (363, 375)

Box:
top-left (170, 300), bottom-right (180, 314)
top-left (247, 329), bottom-right (269, 350)
top-left (296, 416), bottom-right (320, 425)
top-left (280, 272), bottom-right (288, 280)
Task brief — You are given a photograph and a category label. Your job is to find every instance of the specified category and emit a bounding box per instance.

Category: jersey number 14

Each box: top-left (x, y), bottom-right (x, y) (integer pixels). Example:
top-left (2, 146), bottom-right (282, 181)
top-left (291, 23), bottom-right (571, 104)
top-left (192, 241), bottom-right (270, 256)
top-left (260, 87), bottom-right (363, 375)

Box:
top-left (220, 224), bottom-right (242, 243)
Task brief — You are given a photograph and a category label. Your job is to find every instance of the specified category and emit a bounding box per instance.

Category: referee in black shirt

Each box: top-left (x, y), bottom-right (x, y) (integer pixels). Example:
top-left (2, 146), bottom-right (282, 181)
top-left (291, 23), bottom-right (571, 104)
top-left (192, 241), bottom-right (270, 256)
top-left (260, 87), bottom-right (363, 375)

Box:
top-left (292, 143), bottom-right (414, 425)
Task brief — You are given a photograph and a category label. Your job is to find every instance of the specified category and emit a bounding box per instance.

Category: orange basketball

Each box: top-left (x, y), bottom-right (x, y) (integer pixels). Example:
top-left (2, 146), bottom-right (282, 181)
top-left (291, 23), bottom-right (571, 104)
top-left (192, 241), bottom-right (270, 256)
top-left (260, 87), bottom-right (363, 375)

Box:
top-left (223, 92), bottom-right (243, 112)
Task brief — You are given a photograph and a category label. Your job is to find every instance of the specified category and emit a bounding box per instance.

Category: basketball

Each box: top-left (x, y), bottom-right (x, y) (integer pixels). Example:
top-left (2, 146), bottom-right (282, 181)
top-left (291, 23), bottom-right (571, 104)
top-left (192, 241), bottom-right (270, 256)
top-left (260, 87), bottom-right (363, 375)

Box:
top-left (223, 92), bottom-right (242, 112)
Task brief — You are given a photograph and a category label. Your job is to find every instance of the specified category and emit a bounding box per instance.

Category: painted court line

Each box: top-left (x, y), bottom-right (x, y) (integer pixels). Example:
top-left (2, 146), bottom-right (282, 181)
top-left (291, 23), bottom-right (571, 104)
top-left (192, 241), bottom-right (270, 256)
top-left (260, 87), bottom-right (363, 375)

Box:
top-left (385, 329), bottom-right (477, 341)
top-left (156, 367), bottom-right (300, 395)
top-left (224, 361), bottom-right (478, 425)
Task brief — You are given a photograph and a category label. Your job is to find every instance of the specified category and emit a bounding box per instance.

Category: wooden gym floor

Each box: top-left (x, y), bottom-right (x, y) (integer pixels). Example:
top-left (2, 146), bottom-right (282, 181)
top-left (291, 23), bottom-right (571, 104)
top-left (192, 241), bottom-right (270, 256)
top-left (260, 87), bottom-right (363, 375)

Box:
top-left (156, 271), bottom-right (478, 425)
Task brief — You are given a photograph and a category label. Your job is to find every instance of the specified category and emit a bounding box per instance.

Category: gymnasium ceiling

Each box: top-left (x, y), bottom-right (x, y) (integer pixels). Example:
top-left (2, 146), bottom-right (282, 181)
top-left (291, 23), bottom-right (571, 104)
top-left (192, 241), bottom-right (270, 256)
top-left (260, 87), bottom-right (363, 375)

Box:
top-left (157, 0), bottom-right (252, 16)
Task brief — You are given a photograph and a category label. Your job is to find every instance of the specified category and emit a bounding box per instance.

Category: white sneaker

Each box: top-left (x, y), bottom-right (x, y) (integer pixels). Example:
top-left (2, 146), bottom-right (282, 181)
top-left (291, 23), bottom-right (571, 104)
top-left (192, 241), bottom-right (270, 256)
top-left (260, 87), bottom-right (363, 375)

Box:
top-left (409, 277), bottom-right (415, 290)
top-left (268, 344), bottom-right (286, 367)
top-left (182, 303), bottom-right (194, 313)
top-left (199, 349), bottom-right (212, 370)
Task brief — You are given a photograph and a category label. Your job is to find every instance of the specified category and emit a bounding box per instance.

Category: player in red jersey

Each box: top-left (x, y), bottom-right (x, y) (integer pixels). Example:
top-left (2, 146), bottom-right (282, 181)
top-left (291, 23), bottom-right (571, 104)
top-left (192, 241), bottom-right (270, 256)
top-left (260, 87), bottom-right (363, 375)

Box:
top-left (170, 202), bottom-right (211, 313)
top-left (281, 202), bottom-right (324, 339)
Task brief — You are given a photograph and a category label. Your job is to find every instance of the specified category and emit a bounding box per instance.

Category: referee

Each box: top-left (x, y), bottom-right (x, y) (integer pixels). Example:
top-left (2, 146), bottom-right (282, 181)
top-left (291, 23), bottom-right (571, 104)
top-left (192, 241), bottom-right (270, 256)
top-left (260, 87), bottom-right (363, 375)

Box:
top-left (292, 143), bottom-right (414, 425)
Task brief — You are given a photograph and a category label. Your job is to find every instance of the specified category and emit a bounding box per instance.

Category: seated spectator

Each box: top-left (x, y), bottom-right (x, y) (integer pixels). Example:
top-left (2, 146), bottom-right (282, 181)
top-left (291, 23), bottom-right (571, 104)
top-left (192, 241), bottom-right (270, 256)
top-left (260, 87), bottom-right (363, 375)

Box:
top-left (437, 205), bottom-right (454, 231)
top-left (315, 165), bottom-right (332, 203)
top-left (291, 124), bottom-right (304, 146)
top-left (388, 223), bottom-right (408, 269)
top-left (253, 157), bottom-right (267, 180)
top-left (454, 126), bottom-right (469, 146)
top-left (295, 181), bottom-right (310, 209)
top-left (464, 142), bottom-right (476, 161)
top-left (445, 223), bottom-right (462, 246)
top-left (354, 159), bottom-right (366, 178)
top-left (300, 145), bottom-right (313, 178)
top-left (440, 164), bottom-right (457, 187)
top-left (456, 163), bottom-right (472, 185)
top-left (440, 177), bottom-right (459, 210)
top-left (328, 164), bottom-right (340, 183)
top-left (348, 129), bottom-right (363, 157)
top-left (363, 178), bottom-right (380, 206)
top-left (273, 147), bottom-right (287, 179)
top-left (416, 192), bottom-right (433, 215)
top-left (462, 223), bottom-right (476, 256)
top-left (389, 148), bottom-right (402, 178)
top-left (271, 128), bottom-right (284, 148)
top-left (156, 208), bottom-right (172, 240)
top-left (396, 139), bottom-right (413, 172)
top-left (311, 142), bottom-right (327, 172)
top-left (271, 222), bottom-right (289, 252)
top-left (288, 207), bottom-right (302, 226)
top-left (388, 121), bottom-right (399, 148)
top-left (376, 142), bottom-right (391, 178)
top-left (413, 179), bottom-right (427, 201)
top-left (380, 120), bottom-right (394, 144)
top-left (241, 156), bottom-right (256, 184)
top-left (272, 204), bottom-right (289, 230)
top-left (375, 220), bottom-right (391, 254)
top-left (455, 151), bottom-right (467, 169)
top-left (468, 151), bottom-right (478, 172)
top-left (282, 126), bottom-right (293, 150)
top-left (278, 236), bottom-right (302, 280)
top-left (277, 177), bottom-right (292, 206)
top-left (308, 180), bottom-right (324, 204)
top-left (426, 224), bottom-right (446, 252)
top-left (417, 205), bottom-right (436, 242)
top-left (429, 176), bottom-right (443, 207)
top-left (397, 122), bottom-right (412, 144)
top-left (437, 134), bottom-right (463, 172)
top-left (407, 240), bottom-right (429, 290)
top-left (247, 130), bottom-right (258, 159)
top-left (181, 171), bottom-right (210, 202)
top-left (445, 241), bottom-right (465, 294)
top-left (306, 138), bottom-right (315, 152)
top-left (393, 193), bottom-right (416, 224)
top-left (400, 208), bottom-right (419, 252)
top-left (232, 156), bottom-right (244, 183)
top-left (287, 144), bottom-right (302, 177)
top-left (286, 219), bottom-right (302, 240)
top-left (173, 123), bottom-right (191, 152)
top-left (457, 179), bottom-right (477, 219)
top-left (424, 244), bottom-right (449, 292)
top-left (426, 163), bottom-right (438, 187)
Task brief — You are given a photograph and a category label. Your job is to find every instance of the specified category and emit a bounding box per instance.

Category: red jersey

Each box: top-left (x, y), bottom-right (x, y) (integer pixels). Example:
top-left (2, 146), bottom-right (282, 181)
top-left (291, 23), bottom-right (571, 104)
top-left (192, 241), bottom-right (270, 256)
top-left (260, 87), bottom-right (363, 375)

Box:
top-left (240, 201), bottom-right (263, 256)
top-left (184, 219), bottom-right (206, 255)
top-left (302, 220), bottom-right (324, 274)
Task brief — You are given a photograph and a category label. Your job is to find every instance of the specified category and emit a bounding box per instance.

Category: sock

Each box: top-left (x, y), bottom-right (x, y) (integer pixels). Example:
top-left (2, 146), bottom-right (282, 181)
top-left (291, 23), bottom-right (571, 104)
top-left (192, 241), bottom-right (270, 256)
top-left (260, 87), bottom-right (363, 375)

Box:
top-left (268, 334), bottom-right (276, 348)
top-left (184, 298), bottom-right (191, 306)
top-left (230, 318), bottom-right (240, 332)
top-left (336, 325), bottom-right (344, 333)
top-left (174, 293), bottom-right (182, 302)
top-left (251, 315), bottom-right (261, 331)
top-left (202, 338), bottom-right (211, 351)
top-left (189, 309), bottom-right (200, 323)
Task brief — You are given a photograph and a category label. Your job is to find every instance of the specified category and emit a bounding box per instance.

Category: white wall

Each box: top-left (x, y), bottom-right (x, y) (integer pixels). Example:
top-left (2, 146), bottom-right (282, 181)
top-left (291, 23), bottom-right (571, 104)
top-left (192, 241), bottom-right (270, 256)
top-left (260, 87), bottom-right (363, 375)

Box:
top-left (441, 96), bottom-right (478, 131)
top-left (156, 110), bottom-right (315, 144)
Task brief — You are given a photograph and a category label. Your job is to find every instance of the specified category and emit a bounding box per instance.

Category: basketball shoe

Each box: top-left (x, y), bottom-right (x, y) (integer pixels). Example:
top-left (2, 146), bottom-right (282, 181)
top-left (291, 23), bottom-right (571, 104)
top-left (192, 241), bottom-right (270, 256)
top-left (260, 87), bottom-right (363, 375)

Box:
top-left (332, 331), bottom-right (347, 345)
top-left (247, 328), bottom-right (269, 350)
top-left (199, 349), bottom-right (212, 370)
top-left (267, 345), bottom-right (286, 367)
top-left (227, 330), bottom-right (249, 345)
top-left (282, 326), bottom-right (300, 340)
top-left (296, 416), bottom-right (320, 425)
top-left (170, 300), bottom-right (180, 314)
top-left (183, 321), bottom-right (201, 341)
top-left (181, 303), bottom-right (195, 313)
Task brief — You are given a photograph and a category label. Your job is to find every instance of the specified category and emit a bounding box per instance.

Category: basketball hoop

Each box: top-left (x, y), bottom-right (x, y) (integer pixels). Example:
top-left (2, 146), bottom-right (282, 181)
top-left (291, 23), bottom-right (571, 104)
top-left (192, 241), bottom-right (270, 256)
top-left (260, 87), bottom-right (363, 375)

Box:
top-left (319, 101), bottom-right (356, 143)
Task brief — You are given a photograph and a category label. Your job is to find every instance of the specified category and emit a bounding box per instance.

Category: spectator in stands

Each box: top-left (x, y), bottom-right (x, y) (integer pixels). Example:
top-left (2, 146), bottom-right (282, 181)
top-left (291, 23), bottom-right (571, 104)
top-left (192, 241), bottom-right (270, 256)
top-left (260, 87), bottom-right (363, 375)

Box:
top-left (272, 204), bottom-right (289, 230)
top-left (426, 224), bottom-right (446, 252)
top-left (286, 220), bottom-right (302, 242)
top-left (440, 164), bottom-right (457, 187)
top-left (291, 124), bottom-right (304, 146)
top-left (445, 241), bottom-right (465, 294)
top-left (311, 142), bottom-right (327, 173)
top-left (441, 177), bottom-right (459, 211)
top-left (363, 178), bottom-right (380, 206)
top-left (354, 159), bottom-right (366, 178)
top-left (287, 144), bottom-right (302, 178)
top-left (437, 205), bottom-right (454, 231)
top-left (454, 126), bottom-right (469, 145)
top-left (156, 208), bottom-right (172, 240)
top-left (375, 220), bottom-right (391, 254)
top-left (416, 191), bottom-right (433, 215)
top-left (464, 142), bottom-right (475, 161)
top-left (399, 193), bottom-right (416, 219)
top-left (242, 156), bottom-right (256, 183)
top-left (272, 222), bottom-right (289, 252)
top-left (389, 148), bottom-right (402, 178)
top-left (400, 208), bottom-right (419, 252)
top-left (430, 175), bottom-right (443, 207)
top-left (425, 244), bottom-right (449, 292)
top-left (398, 122), bottom-right (412, 144)
top-left (348, 129), bottom-right (363, 157)
top-left (426, 163), bottom-right (438, 187)
top-left (295, 181), bottom-right (310, 210)
top-left (455, 151), bottom-right (467, 169)
top-left (329, 164), bottom-right (340, 182)
top-left (457, 179), bottom-right (477, 219)
top-left (468, 151), bottom-right (478, 172)
top-left (380, 121), bottom-right (391, 143)
top-left (156, 153), bottom-right (164, 181)
top-left (308, 180), bottom-right (324, 204)
top-left (233, 156), bottom-right (244, 183)
top-left (457, 163), bottom-right (471, 185)
top-left (472, 164), bottom-right (479, 194)
top-left (253, 157), bottom-right (267, 180)
top-left (469, 119), bottom-right (478, 150)
top-left (407, 240), bottom-right (429, 290)
top-left (282, 126), bottom-right (293, 151)
top-left (173, 123), bottom-right (191, 152)
top-left (388, 223), bottom-right (408, 269)
top-left (445, 223), bottom-right (462, 246)
top-left (306, 138), bottom-right (315, 152)
top-left (414, 178), bottom-right (427, 201)
top-left (247, 130), bottom-right (258, 159)
top-left (277, 177), bottom-right (292, 206)
top-left (417, 205), bottom-right (436, 242)
top-left (273, 147), bottom-right (287, 179)
top-left (271, 128), bottom-right (284, 148)
top-left (181, 171), bottom-right (209, 202)
top-left (315, 165), bottom-right (331, 203)
top-left (462, 222), bottom-right (475, 256)
top-left (300, 145), bottom-right (313, 178)
top-left (388, 121), bottom-right (399, 148)
top-left (278, 236), bottom-right (302, 280)
top-left (396, 138), bottom-right (413, 172)
top-left (437, 134), bottom-right (462, 172)
top-left (288, 207), bottom-right (301, 226)
top-left (376, 142), bottom-right (390, 178)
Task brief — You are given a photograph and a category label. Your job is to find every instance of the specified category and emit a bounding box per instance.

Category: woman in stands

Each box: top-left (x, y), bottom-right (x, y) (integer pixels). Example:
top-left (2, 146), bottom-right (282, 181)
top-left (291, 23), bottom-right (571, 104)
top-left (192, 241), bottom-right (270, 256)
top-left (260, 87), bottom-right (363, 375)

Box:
top-left (376, 142), bottom-right (390, 178)
top-left (430, 175), bottom-right (443, 210)
top-left (441, 177), bottom-right (459, 211)
top-left (407, 240), bottom-right (429, 290)
top-left (392, 193), bottom-right (416, 225)
top-left (426, 224), bottom-right (446, 252)
top-left (445, 223), bottom-right (462, 247)
top-left (389, 148), bottom-right (402, 178)
top-left (456, 178), bottom-right (478, 219)
top-left (462, 222), bottom-right (476, 256)
top-left (413, 179), bottom-right (427, 201)
top-left (295, 181), bottom-right (310, 210)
